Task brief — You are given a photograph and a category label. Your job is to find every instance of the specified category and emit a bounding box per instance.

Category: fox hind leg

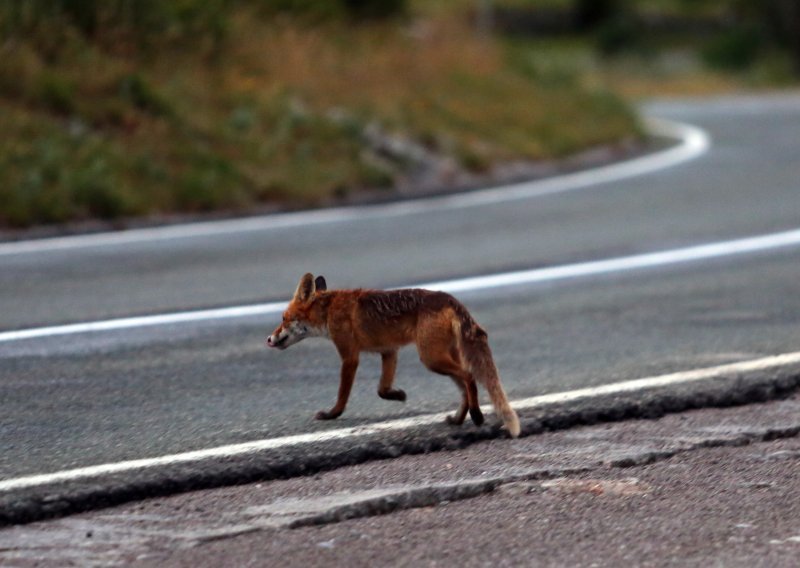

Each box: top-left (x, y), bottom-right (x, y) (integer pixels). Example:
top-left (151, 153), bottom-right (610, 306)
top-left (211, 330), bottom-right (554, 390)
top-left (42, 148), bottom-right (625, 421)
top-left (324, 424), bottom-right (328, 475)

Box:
top-left (377, 350), bottom-right (406, 402)
top-left (465, 378), bottom-right (483, 426)
top-left (441, 374), bottom-right (484, 427)
top-left (417, 329), bottom-right (484, 427)
top-left (444, 377), bottom-right (469, 425)
top-left (433, 363), bottom-right (482, 427)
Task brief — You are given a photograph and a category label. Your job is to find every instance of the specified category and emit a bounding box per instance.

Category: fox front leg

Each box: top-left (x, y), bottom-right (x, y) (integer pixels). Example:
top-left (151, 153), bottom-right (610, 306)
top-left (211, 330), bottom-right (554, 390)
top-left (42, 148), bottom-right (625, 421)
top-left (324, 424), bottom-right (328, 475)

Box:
top-left (316, 353), bottom-right (359, 420)
top-left (377, 350), bottom-right (406, 402)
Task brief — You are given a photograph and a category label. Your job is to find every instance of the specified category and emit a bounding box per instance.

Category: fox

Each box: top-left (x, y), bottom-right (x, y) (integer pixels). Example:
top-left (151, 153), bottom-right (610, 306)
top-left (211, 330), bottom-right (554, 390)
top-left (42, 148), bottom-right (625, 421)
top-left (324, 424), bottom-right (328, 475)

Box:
top-left (267, 273), bottom-right (521, 438)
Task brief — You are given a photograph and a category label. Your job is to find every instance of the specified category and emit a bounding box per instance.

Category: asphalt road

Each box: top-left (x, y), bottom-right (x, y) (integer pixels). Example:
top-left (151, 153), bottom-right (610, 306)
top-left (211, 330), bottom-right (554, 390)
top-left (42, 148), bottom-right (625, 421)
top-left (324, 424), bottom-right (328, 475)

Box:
top-left (1, 94), bottom-right (800, 488)
top-left (6, 393), bottom-right (800, 567)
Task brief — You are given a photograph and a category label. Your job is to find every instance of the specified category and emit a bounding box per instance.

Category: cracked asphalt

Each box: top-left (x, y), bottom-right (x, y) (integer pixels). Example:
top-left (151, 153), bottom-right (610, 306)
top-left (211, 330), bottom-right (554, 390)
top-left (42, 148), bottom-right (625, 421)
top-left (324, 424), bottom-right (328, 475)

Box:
top-left (3, 393), bottom-right (800, 567)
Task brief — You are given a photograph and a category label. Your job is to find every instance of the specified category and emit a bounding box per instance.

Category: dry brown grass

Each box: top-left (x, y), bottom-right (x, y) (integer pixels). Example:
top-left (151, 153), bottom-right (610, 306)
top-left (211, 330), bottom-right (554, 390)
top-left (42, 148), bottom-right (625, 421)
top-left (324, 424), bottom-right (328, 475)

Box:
top-left (0, 5), bottom-right (640, 228)
top-left (223, 12), bottom-right (499, 111)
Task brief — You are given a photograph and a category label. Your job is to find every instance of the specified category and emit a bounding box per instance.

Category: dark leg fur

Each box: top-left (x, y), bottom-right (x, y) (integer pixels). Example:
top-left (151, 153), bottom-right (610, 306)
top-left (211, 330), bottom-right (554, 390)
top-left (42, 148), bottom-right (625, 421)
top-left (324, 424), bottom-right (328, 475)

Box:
top-left (317, 352), bottom-right (359, 420)
top-left (467, 380), bottom-right (484, 426)
top-left (377, 350), bottom-right (406, 402)
top-left (423, 356), bottom-right (482, 427)
top-left (445, 377), bottom-right (469, 425)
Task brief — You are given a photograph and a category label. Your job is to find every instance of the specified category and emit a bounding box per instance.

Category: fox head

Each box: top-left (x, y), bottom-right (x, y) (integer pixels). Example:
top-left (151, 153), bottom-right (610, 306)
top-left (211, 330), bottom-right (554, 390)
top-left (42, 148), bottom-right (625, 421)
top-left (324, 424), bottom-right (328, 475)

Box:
top-left (267, 273), bottom-right (328, 350)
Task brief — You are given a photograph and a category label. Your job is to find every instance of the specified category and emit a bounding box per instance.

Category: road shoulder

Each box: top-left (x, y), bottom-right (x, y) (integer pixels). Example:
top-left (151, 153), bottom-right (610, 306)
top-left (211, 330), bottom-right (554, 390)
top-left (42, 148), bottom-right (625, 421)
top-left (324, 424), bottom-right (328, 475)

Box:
top-left (2, 393), bottom-right (800, 566)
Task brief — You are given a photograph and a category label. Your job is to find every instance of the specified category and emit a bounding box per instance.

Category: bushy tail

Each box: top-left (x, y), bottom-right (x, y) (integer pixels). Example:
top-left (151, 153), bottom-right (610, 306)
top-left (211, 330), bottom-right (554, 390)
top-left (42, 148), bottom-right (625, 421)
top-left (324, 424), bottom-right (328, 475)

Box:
top-left (460, 322), bottom-right (521, 438)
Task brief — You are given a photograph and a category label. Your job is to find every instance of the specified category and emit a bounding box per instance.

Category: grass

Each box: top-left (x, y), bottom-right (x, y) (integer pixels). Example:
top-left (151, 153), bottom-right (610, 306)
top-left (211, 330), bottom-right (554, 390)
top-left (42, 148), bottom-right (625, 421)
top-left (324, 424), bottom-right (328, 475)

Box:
top-left (491, 0), bottom-right (799, 99)
top-left (504, 34), bottom-right (798, 100)
top-left (0, 4), bottom-right (645, 229)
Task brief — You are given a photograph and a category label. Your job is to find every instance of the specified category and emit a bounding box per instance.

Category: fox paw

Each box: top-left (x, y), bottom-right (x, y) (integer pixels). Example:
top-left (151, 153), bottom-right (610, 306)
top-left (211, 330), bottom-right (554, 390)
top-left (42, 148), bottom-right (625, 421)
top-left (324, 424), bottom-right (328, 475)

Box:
top-left (378, 388), bottom-right (406, 402)
top-left (469, 407), bottom-right (485, 426)
top-left (315, 410), bottom-right (341, 420)
top-left (445, 414), bottom-right (465, 426)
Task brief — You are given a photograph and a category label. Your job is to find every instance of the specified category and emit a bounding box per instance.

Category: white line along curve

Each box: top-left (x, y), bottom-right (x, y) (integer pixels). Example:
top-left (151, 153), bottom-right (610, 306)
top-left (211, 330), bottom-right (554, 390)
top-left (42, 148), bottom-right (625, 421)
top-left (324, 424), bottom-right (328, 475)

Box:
top-left (1, 352), bottom-right (798, 493)
top-left (2, 226), bottom-right (800, 344)
top-left (0, 118), bottom-right (708, 257)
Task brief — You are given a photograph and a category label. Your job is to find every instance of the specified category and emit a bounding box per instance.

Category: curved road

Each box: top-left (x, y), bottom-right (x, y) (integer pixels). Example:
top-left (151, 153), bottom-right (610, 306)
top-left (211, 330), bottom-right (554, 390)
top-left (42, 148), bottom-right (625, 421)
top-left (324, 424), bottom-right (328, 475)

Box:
top-left (1, 95), bottom-right (800, 489)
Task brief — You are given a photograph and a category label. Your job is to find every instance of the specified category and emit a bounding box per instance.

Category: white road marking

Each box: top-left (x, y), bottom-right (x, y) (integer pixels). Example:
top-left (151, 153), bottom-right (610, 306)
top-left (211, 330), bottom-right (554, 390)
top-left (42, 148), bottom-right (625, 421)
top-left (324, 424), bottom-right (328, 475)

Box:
top-left (2, 226), bottom-right (800, 344)
top-left (2, 352), bottom-right (798, 493)
top-left (419, 227), bottom-right (800, 293)
top-left (0, 118), bottom-right (708, 257)
top-left (0, 302), bottom-right (286, 343)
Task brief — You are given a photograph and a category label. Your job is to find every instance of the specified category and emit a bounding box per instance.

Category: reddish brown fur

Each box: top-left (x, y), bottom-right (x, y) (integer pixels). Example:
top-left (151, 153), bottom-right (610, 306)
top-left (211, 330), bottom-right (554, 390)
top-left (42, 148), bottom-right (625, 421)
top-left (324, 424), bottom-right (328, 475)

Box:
top-left (268, 273), bottom-right (520, 437)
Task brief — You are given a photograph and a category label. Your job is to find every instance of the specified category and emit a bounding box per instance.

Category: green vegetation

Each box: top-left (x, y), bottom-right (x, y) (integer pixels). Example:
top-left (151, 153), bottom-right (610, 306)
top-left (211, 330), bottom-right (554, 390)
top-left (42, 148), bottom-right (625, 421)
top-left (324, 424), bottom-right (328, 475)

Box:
top-left (2, 0), bottom-right (798, 229)
top-left (5, 0), bottom-right (799, 230)
top-left (0, 0), bottom-right (646, 229)
top-left (493, 0), bottom-right (799, 96)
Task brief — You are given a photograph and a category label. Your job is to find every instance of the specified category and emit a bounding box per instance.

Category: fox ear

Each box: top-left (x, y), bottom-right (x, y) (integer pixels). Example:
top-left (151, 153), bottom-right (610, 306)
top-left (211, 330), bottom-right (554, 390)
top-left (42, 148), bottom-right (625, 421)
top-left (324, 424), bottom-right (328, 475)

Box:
top-left (314, 276), bottom-right (327, 292)
top-left (293, 273), bottom-right (316, 303)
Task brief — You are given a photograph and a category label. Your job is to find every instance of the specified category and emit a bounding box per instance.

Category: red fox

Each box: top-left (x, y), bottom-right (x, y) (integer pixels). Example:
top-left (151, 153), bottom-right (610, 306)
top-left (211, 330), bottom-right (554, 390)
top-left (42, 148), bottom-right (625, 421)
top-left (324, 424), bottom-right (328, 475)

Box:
top-left (267, 273), bottom-right (520, 438)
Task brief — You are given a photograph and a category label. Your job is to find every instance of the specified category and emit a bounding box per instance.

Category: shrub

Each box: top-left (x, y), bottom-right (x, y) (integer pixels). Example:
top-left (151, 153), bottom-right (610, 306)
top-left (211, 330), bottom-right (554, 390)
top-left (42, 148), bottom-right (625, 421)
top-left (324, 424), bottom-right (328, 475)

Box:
top-left (594, 14), bottom-right (647, 57)
top-left (118, 73), bottom-right (172, 117)
top-left (260, 0), bottom-right (406, 21)
top-left (36, 73), bottom-right (76, 114)
top-left (176, 153), bottom-right (243, 212)
top-left (575, 0), bottom-right (623, 30)
top-left (340, 0), bottom-right (406, 20)
top-left (0, 0), bottom-right (230, 48)
top-left (70, 156), bottom-right (132, 219)
top-left (702, 26), bottom-right (763, 71)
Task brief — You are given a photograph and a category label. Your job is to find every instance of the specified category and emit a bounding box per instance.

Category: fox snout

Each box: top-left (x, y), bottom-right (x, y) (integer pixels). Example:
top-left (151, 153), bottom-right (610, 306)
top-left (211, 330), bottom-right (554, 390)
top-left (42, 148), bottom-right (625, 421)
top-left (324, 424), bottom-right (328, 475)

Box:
top-left (267, 320), bottom-right (311, 349)
top-left (266, 325), bottom-right (289, 349)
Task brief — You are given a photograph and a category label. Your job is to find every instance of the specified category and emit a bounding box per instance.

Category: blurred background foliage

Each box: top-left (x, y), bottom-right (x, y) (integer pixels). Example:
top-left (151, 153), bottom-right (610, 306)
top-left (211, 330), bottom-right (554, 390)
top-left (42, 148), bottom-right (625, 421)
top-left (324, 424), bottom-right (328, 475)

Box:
top-left (0, 0), bottom-right (797, 229)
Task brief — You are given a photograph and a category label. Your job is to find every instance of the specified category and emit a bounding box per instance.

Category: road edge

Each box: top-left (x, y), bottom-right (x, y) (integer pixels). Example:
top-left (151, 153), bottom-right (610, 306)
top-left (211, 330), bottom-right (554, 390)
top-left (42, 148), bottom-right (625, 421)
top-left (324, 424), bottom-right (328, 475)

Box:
top-left (2, 356), bottom-right (798, 527)
top-left (0, 118), bottom-right (708, 257)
